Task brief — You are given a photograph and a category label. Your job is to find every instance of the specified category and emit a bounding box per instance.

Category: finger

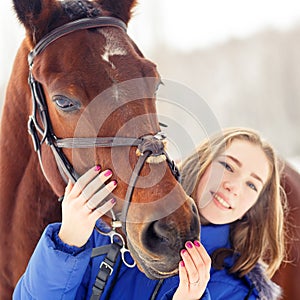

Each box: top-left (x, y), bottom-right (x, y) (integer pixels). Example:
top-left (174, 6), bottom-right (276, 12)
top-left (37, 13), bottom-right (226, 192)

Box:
top-left (182, 242), bottom-right (201, 283)
top-left (60, 180), bottom-right (73, 204)
top-left (191, 241), bottom-right (211, 286)
top-left (91, 198), bottom-right (116, 220)
top-left (64, 180), bottom-right (73, 197)
top-left (86, 180), bottom-right (117, 211)
top-left (194, 241), bottom-right (211, 269)
top-left (173, 262), bottom-right (190, 300)
top-left (178, 260), bottom-right (189, 286)
top-left (68, 165), bottom-right (101, 198)
top-left (80, 169), bottom-right (113, 202)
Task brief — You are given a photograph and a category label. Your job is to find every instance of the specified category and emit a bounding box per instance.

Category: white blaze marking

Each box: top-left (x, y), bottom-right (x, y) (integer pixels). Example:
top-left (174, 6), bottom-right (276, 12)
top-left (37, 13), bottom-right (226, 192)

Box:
top-left (100, 30), bottom-right (127, 69)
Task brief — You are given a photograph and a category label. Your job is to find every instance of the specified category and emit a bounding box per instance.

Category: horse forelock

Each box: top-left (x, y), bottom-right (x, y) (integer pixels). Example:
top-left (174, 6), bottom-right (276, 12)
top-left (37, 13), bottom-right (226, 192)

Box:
top-left (61, 0), bottom-right (102, 19)
top-left (60, 0), bottom-right (138, 23)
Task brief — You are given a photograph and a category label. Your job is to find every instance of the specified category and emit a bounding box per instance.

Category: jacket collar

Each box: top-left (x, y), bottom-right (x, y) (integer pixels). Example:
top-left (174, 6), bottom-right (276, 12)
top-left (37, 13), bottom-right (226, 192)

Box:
top-left (201, 224), bottom-right (231, 255)
top-left (247, 263), bottom-right (282, 300)
top-left (201, 223), bottom-right (281, 299)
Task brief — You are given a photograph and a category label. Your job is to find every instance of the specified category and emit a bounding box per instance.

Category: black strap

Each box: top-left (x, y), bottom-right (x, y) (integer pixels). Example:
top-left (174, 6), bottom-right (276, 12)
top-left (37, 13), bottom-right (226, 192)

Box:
top-left (150, 279), bottom-right (164, 300)
top-left (90, 242), bottom-right (121, 300)
top-left (102, 258), bottom-right (122, 300)
top-left (28, 16), bottom-right (127, 66)
top-left (91, 245), bottom-right (114, 258)
top-left (121, 151), bottom-right (151, 234)
top-left (90, 243), bottom-right (166, 300)
top-left (244, 283), bottom-right (255, 300)
top-left (55, 136), bottom-right (141, 149)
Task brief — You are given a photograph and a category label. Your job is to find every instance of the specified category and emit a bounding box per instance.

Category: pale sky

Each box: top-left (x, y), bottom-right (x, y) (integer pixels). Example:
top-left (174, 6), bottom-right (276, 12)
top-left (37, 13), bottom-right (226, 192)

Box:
top-left (128, 0), bottom-right (300, 51)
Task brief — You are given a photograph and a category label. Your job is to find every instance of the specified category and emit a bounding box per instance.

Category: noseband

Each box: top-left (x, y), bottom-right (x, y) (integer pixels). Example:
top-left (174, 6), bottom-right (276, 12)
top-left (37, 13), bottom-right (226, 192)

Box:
top-left (27, 16), bottom-right (180, 235)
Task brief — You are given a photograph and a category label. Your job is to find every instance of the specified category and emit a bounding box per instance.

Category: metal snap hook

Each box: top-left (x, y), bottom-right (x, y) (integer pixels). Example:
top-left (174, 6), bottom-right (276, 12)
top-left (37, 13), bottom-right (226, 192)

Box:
top-left (120, 247), bottom-right (136, 268)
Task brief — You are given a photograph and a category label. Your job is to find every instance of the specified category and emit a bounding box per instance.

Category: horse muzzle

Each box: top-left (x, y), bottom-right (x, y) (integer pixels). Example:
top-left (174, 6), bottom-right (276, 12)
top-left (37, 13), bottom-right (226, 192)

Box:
top-left (126, 197), bottom-right (200, 279)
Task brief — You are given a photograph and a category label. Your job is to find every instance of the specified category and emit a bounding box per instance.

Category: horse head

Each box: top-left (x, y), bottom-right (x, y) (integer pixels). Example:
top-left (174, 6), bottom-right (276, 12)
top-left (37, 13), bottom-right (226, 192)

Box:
top-left (10, 0), bottom-right (200, 280)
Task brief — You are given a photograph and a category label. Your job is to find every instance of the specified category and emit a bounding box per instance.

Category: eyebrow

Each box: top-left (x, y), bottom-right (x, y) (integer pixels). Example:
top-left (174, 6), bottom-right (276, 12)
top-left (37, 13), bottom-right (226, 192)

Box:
top-left (220, 154), bottom-right (264, 185)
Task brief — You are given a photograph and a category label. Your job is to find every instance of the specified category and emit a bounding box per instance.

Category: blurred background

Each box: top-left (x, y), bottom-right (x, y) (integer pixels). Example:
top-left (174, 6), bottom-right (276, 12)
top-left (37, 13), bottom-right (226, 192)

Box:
top-left (1, 0), bottom-right (299, 168)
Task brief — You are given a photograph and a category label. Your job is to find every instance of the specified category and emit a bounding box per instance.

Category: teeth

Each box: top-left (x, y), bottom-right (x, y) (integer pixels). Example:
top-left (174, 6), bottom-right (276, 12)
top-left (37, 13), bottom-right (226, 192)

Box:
top-left (214, 194), bottom-right (231, 208)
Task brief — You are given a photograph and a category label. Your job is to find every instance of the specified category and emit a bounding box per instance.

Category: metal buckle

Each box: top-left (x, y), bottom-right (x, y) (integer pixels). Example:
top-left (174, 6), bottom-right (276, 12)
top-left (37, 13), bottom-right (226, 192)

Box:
top-left (100, 261), bottom-right (113, 275)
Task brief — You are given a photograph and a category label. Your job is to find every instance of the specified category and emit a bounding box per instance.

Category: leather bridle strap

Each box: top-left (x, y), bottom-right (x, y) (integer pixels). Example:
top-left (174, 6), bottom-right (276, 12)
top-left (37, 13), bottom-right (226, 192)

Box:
top-left (119, 135), bottom-right (181, 234)
top-left (90, 242), bottom-right (122, 300)
top-left (54, 137), bottom-right (142, 149)
top-left (51, 136), bottom-right (143, 183)
top-left (121, 150), bottom-right (151, 234)
top-left (28, 16), bottom-right (127, 66)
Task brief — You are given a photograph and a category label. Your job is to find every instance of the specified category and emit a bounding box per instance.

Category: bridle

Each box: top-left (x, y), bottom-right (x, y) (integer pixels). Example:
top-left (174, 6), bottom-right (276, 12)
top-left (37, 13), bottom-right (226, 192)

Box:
top-left (27, 15), bottom-right (180, 235)
top-left (27, 15), bottom-right (180, 299)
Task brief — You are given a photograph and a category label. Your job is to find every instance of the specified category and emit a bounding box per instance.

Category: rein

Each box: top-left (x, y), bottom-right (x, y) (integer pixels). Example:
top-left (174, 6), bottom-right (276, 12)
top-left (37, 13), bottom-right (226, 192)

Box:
top-left (27, 15), bottom-right (178, 300)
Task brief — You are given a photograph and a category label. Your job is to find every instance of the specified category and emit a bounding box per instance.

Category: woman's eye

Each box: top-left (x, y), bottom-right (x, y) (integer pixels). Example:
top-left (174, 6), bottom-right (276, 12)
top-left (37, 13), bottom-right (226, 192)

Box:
top-left (219, 161), bottom-right (233, 172)
top-left (53, 96), bottom-right (80, 111)
top-left (247, 182), bottom-right (257, 192)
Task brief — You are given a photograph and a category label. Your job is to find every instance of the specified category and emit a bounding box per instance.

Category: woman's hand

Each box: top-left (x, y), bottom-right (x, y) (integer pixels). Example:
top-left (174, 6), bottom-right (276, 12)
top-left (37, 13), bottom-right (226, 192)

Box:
top-left (173, 241), bottom-right (211, 300)
top-left (58, 166), bottom-right (117, 247)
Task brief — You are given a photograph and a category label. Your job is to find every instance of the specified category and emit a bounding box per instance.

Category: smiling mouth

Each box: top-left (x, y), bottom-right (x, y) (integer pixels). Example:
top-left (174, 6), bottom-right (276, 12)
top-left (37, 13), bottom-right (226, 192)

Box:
top-left (212, 192), bottom-right (232, 209)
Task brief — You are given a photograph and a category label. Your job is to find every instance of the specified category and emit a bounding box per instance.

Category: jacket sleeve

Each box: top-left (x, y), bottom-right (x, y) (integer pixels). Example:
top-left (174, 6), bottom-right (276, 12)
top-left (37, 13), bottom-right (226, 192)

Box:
top-left (200, 289), bottom-right (211, 300)
top-left (13, 223), bottom-right (93, 299)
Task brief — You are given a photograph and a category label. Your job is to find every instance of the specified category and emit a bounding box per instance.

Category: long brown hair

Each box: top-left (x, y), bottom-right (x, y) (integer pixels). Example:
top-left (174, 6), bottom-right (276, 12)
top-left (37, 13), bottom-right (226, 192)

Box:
top-left (180, 127), bottom-right (287, 278)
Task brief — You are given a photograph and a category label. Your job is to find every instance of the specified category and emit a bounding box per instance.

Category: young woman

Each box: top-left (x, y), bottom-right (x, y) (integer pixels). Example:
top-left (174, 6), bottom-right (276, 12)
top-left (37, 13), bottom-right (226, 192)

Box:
top-left (13, 127), bottom-right (285, 299)
top-left (173, 127), bottom-right (287, 299)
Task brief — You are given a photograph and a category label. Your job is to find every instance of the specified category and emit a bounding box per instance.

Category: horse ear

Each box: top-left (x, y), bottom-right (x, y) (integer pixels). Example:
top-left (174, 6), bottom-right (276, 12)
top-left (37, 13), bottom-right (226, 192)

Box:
top-left (13, 0), bottom-right (62, 43)
top-left (100, 0), bottom-right (138, 24)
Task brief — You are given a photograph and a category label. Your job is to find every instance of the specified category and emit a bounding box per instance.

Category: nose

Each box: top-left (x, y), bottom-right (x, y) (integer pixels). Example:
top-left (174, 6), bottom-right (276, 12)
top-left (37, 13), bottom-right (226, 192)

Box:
top-left (223, 180), bottom-right (240, 196)
top-left (142, 202), bottom-right (200, 255)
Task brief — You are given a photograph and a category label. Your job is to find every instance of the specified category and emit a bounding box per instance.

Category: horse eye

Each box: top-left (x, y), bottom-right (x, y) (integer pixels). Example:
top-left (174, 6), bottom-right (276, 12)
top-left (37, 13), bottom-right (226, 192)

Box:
top-left (53, 95), bottom-right (80, 112)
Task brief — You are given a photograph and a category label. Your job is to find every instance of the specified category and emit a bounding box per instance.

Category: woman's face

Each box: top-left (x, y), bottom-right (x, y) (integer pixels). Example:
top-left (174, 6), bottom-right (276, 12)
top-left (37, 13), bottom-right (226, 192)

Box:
top-left (196, 139), bottom-right (270, 224)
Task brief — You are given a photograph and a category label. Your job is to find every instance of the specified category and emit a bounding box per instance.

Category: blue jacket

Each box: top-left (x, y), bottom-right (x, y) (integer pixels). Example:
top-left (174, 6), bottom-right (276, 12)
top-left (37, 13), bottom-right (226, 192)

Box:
top-left (201, 224), bottom-right (258, 300)
top-left (13, 221), bottom-right (278, 299)
top-left (201, 224), bottom-right (281, 300)
top-left (13, 219), bottom-right (209, 300)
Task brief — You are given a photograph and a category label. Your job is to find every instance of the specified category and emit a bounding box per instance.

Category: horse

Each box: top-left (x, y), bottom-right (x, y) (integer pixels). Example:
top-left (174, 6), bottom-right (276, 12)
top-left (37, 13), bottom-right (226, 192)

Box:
top-left (273, 163), bottom-right (300, 300)
top-left (0, 1), bottom-right (200, 299)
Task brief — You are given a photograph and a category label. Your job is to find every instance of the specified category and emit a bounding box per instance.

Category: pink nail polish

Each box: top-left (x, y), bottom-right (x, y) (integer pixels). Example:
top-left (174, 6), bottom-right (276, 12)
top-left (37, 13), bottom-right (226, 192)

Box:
top-left (194, 240), bottom-right (201, 247)
top-left (186, 241), bottom-right (193, 249)
top-left (113, 180), bottom-right (118, 186)
top-left (104, 170), bottom-right (112, 177)
top-left (94, 165), bottom-right (101, 172)
top-left (180, 261), bottom-right (185, 267)
top-left (111, 198), bottom-right (116, 204)
top-left (181, 249), bottom-right (187, 255)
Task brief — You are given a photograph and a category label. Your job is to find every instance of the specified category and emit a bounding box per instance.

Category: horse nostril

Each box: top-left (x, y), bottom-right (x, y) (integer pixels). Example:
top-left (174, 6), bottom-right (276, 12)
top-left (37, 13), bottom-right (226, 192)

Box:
top-left (142, 204), bottom-right (200, 255)
top-left (143, 220), bottom-right (176, 253)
